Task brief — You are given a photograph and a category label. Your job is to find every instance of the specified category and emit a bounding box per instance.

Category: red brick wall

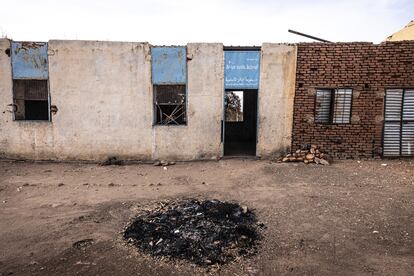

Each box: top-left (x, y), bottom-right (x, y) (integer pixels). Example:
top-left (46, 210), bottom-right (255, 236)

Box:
top-left (292, 41), bottom-right (414, 159)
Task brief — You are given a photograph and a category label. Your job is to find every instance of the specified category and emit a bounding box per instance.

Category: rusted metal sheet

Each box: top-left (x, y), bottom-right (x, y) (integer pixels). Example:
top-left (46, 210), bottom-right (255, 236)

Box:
top-left (151, 47), bottom-right (186, 84)
top-left (11, 42), bottom-right (48, 79)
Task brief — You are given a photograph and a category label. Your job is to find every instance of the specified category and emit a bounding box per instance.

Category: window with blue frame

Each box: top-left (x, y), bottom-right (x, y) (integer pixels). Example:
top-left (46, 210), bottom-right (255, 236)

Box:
top-left (151, 47), bottom-right (187, 125)
top-left (11, 42), bottom-right (50, 121)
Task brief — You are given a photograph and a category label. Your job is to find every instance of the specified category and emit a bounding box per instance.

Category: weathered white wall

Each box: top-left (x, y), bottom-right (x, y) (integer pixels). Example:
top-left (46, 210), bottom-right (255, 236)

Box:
top-left (0, 39), bottom-right (153, 160)
top-left (0, 39), bottom-right (295, 161)
top-left (0, 39), bottom-right (55, 160)
top-left (153, 43), bottom-right (223, 160)
top-left (257, 43), bottom-right (297, 157)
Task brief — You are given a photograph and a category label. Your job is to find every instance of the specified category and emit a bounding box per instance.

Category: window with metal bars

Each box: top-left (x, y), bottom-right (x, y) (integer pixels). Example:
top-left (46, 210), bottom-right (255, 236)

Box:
top-left (154, 85), bottom-right (186, 125)
top-left (315, 88), bottom-right (352, 124)
top-left (13, 79), bottom-right (50, 121)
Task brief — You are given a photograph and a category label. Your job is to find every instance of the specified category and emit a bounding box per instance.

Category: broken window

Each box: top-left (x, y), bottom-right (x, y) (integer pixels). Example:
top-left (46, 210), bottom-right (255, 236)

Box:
top-left (315, 88), bottom-right (352, 124)
top-left (13, 80), bottom-right (49, 120)
top-left (154, 85), bottom-right (186, 125)
top-left (151, 46), bottom-right (187, 126)
top-left (225, 91), bottom-right (244, 122)
top-left (11, 41), bottom-right (50, 121)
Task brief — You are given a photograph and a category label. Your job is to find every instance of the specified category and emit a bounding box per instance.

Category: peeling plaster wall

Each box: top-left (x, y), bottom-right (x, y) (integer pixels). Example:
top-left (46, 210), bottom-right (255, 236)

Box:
top-left (0, 39), bottom-right (55, 160)
top-left (0, 39), bottom-right (294, 161)
top-left (257, 43), bottom-right (297, 157)
top-left (0, 39), bottom-right (153, 161)
top-left (152, 43), bottom-right (223, 160)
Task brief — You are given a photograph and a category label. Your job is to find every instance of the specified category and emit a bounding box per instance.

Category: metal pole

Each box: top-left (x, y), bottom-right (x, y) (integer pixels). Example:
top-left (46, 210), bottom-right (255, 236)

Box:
top-left (288, 29), bottom-right (332, 43)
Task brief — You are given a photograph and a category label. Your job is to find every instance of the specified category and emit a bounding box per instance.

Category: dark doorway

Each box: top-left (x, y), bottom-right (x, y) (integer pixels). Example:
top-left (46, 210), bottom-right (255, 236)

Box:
top-left (224, 89), bottom-right (258, 156)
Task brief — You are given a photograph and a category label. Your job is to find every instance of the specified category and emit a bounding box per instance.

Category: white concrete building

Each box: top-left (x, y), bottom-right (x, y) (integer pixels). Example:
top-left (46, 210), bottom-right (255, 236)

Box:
top-left (0, 39), bottom-right (296, 161)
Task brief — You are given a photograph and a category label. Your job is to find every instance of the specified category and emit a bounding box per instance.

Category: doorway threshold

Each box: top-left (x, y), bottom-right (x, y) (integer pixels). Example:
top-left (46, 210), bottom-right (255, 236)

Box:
top-left (221, 155), bottom-right (259, 160)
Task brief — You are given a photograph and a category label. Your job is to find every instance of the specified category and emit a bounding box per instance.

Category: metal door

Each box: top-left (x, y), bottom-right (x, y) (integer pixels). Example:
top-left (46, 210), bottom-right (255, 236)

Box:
top-left (383, 89), bottom-right (414, 156)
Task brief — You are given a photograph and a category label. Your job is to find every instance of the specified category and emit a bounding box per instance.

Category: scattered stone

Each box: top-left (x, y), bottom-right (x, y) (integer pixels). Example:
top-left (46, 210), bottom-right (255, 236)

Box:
top-left (163, 167), bottom-right (168, 171)
top-left (29, 261), bottom-right (38, 266)
top-left (16, 187), bottom-right (22, 192)
top-left (372, 230), bottom-right (379, 234)
top-left (75, 261), bottom-right (96, 265)
top-left (381, 163), bottom-right (388, 167)
top-left (155, 160), bottom-right (176, 167)
top-left (124, 199), bottom-right (262, 266)
top-left (73, 238), bottom-right (95, 250)
top-left (319, 159), bottom-right (330, 166)
top-left (305, 153), bottom-right (314, 160)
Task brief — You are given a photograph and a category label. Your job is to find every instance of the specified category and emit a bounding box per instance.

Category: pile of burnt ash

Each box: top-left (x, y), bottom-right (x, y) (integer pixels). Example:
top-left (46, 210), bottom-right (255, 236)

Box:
top-left (123, 199), bottom-right (263, 266)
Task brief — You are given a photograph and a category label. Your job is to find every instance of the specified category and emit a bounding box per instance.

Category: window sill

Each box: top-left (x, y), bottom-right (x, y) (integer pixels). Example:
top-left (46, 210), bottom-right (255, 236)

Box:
top-left (14, 120), bottom-right (51, 123)
top-left (152, 124), bottom-right (187, 127)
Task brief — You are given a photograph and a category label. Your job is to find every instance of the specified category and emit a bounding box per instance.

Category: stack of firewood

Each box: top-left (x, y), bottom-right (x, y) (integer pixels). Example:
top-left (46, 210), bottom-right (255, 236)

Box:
top-left (281, 145), bottom-right (330, 165)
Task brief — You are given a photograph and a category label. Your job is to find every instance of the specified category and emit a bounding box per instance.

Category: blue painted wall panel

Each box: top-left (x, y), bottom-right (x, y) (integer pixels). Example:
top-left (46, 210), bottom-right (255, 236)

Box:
top-left (11, 42), bottom-right (48, 79)
top-left (152, 47), bottom-right (186, 84)
top-left (224, 51), bottom-right (260, 89)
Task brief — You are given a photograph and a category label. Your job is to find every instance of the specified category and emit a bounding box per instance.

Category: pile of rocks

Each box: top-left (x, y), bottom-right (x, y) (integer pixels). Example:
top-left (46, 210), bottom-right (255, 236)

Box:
top-left (281, 145), bottom-right (330, 165)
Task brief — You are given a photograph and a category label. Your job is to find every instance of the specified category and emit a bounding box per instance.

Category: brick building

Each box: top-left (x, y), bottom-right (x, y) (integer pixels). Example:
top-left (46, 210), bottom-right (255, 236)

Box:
top-left (292, 41), bottom-right (414, 159)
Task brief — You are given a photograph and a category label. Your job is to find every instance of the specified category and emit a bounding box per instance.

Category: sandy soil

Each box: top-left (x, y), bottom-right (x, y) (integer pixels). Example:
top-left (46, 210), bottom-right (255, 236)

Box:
top-left (0, 159), bottom-right (413, 275)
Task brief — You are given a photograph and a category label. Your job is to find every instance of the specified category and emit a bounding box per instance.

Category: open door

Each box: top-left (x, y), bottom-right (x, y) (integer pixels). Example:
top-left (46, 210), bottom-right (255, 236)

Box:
top-left (222, 48), bottom-right (261, 157)
top-left (224, 90), bottom-right (257, 156)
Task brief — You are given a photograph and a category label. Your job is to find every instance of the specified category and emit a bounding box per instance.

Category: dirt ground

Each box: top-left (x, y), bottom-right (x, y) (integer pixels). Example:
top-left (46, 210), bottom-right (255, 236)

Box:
top-left (0, 159), bottom-right (413, 275)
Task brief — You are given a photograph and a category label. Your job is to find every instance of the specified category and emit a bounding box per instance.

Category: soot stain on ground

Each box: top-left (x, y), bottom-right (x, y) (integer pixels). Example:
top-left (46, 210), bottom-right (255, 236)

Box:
top-left (123, 199), bottom-right (264, 266)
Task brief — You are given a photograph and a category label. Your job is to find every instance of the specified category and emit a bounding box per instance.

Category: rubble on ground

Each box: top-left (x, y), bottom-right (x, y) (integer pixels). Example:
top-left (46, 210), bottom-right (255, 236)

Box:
top-left (100, 156), bottom-right (124, 166)
top-left (280, 145), bottom-right (331, 165)
top-left (153, 160), bottom-right (175, 166)
top-left (123, 199), bottom-right (263, 266)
